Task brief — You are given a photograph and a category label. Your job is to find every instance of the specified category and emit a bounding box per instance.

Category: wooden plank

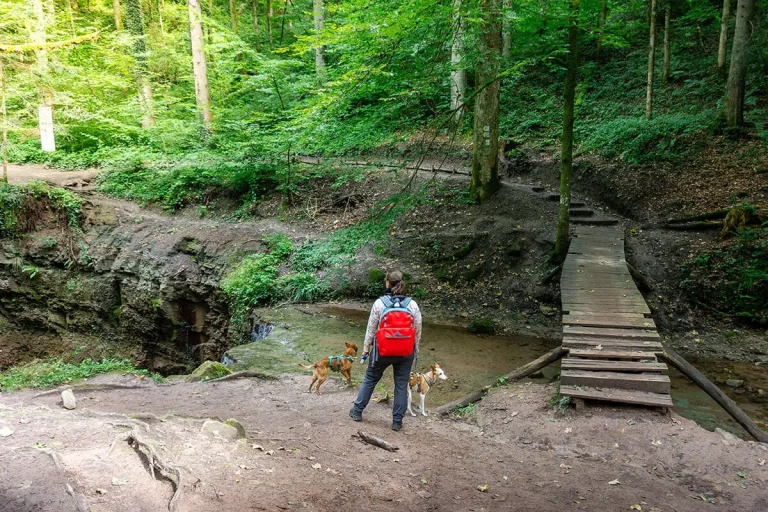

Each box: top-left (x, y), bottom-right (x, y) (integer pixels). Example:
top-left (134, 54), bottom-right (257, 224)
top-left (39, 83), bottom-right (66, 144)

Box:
top-left (563, 304), bottom-right (651, 315)
top-left (562, 359), bottom-right (668, 373)
top-left (561, 370), bottom-right (671, 394)
top-left (562, 338), bottom-right (663, 351)
top-left (560, 385), bottom-right (673, 407)
top-left (563, 326), bottom-right (660, 340)
top-left (563, 314), bottom-right (656, 329)
top-left (565, 311), bottom-right (647, 318)
top-left (567, 349), bottom-right (659, 360)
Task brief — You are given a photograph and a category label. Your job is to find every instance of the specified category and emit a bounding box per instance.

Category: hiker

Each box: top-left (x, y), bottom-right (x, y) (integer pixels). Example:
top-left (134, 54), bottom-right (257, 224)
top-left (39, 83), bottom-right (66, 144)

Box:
top-left (349, 270), bottom-right (422, 431)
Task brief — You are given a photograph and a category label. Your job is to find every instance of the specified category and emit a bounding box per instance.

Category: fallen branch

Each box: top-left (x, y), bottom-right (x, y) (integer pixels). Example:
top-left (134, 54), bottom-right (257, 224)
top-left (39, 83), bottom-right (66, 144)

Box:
top-left (435, 347), bottom-right (567, 415)
top-left (205, 370), bottom-right (276, 383)
top-left (294, 155), bottom-right (470, 176)
top-left (112, 424), bottom-right (183, 511)
top-left (658, 347), bottom-right (768, 443)
top-left (356, 430), bottom-right (399, 452)
top-left (664, 209), bottom-right (730, 224)
top-left (662, 221), bottom-right (723, 231)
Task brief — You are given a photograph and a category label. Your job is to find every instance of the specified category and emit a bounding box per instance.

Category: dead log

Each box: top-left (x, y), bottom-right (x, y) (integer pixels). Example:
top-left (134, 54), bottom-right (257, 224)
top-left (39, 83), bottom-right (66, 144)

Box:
top-left (658, 347), bottom-right (768, 443)
top-left (206, 370), bottom-right (275, 383)
top-left (356, 430), bottom-right (399, 452)
top-left (664, 209), bottom-right (730, 224)
top-left (435, 346), bottom-right (567, 415)
top-left (662, 222), bottom-right (723, 231)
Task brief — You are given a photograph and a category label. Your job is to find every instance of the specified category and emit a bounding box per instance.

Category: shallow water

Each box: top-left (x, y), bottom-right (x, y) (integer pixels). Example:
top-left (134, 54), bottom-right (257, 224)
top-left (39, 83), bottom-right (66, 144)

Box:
top-left (224, 305), bottom-right (767, 438)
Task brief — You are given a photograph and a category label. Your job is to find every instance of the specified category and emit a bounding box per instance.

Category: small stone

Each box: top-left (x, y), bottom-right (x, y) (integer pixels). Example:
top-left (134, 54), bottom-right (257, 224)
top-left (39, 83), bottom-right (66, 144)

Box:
top-left (0, 427), bottom-right (13, 437)
top-left (538, 304), bottom-right (557, 317)
top-left (725, 379), bottom-right (744, 388)
top-left (225, 418), bottom-right (246, 438)
top-left (62, 389), bottom-right (77, 410)
top-left (201, 420), bottom-right (242, 441)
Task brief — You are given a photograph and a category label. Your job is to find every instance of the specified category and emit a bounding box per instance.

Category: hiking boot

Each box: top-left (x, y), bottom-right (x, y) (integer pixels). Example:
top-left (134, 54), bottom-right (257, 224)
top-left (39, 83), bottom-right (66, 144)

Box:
top-left (349, 408), bottom-right (362, 422)
top-left (391, 421), bottom-right (402, 432)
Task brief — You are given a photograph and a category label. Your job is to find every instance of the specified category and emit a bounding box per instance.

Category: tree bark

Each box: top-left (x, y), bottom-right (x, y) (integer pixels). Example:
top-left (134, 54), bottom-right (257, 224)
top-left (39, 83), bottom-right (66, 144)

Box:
top-left (313, 0), bottom-right (326, 79)
top-left (32, 0), bottom-right (55, 151)
top-left (1, 58), bottom-right (7, 184)
top-left (450, 0), bottom-right (467, 124)
top-left (113, 0), bottom-right (123, 30)
top-left (597, 0), bottom-right (606, 54)
top-left (266, 0), bottom-right (273, 49)
top-left (230, 0), bottom-right (238, 31)
top-left (717, 0), bottom-right (731, 74)
top-left (125, 0), bottom-right (155, 127)
top-left (502, 0), bottom-right (512, 59)
top-left (724, 0), bottom-right (755, 127)
top-left (555, 0), bottom-right (579, 262)
top-left (645, 0), bottom-right (656, 120)
top-left (252, 0), bottom-right (260, 50)
top-left (662, 2), bottom-right (670, 83)
top-left (659, 347), bottom-right (768, 443)
top-left (435, 347), bottom-right (567, 415)
top-left (189, 0), bottom-right (213, 129)
top-left (469, 0), bottom-right (502, 203)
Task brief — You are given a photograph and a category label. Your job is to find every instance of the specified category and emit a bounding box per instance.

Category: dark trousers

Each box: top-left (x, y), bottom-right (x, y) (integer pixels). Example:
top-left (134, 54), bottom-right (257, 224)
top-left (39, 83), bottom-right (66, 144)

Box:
top-left (352, 355), bottom-right (414, 423)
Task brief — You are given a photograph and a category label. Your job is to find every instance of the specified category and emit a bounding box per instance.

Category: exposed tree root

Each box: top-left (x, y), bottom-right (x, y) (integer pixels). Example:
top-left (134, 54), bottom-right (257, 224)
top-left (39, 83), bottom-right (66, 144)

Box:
top-left (110, 423), bottom-right (183, 511)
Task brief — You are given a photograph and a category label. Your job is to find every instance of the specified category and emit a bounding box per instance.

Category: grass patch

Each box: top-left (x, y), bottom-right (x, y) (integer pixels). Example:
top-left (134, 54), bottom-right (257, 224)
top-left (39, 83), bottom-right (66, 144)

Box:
top-left (0, 358), bottom-right (161, 392)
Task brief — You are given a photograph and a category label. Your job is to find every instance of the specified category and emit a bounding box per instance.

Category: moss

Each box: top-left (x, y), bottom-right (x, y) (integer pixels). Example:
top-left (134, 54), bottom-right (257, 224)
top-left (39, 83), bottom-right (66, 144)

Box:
top-left (186, 360), bottom-right (232, 382)
top-left (451, 240), bottom-right (476, 260)
top-left (467, 316), bottom-right (495, 335)
top-left (368, 267), bottom-right (386, 284)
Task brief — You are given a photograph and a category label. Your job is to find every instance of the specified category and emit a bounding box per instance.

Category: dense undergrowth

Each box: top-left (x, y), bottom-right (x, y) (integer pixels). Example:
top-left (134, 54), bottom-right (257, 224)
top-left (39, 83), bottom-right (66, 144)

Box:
top-left (0, 181), bottom-right (83, 238)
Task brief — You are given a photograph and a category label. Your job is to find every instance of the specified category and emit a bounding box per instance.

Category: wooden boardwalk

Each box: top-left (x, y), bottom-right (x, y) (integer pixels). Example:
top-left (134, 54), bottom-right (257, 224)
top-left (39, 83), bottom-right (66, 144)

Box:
top-left (559, 225), bottom-right (673, 408)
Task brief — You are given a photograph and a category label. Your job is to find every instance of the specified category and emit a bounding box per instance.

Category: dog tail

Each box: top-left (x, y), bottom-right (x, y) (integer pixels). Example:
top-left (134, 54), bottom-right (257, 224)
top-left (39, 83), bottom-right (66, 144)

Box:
top-left (298, 363), bottom-right (315, 371)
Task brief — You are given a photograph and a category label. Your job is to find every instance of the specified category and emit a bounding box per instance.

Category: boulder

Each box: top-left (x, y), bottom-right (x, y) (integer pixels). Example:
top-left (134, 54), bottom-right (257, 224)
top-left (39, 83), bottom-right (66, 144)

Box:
top-left (201, 420), bottom-right (243, 441)
top-left (186, 361), bottom-right (232, 382)
top-left (725, 379), bottom-right (744, 388)
top-left (225, 418), bottom-right (247, 439)
top-left (61, 389), bottom-right (77, 410)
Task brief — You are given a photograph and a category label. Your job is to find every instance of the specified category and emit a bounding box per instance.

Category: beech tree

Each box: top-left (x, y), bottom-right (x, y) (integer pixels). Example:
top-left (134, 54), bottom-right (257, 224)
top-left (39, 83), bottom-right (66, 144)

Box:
top-left (717, 0), bottom-right (731, 74)
top-left (469, 0), bottom-right (502, 203)
top-left (450, 0), bottom-right (467, 124)
top-left (252, 0), bottom-right (260, 50)
top-left (189, 0), bottom-right (213, 129)
top-left (313, 0), bottom-right (326, 78)
top-left (724, 0), bottom-right (755, 126)
top-left (125, 0), bottom-right (155, 127)
top-left (502, 0), bottom-right (512, 59)
top-left (662, 1), bottom-right (670, 84)
top-left (114, 0), bottom-right (123, 30)
top-left (554, 0), bottom-right (579, 261)
top-left (230, 0), bottom-right (239, 31)
top-left (645, 0), bottom-right (657, 120)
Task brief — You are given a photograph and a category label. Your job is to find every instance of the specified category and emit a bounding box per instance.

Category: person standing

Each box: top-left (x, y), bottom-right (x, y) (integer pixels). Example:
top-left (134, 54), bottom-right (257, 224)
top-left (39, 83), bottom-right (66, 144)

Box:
top-left (349, 270), bottom-right (422, 431)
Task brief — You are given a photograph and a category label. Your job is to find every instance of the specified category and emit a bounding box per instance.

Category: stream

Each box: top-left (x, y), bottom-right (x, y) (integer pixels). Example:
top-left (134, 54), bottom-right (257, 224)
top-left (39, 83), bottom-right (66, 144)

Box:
top-left (222, 304), bottom-right (768, 439)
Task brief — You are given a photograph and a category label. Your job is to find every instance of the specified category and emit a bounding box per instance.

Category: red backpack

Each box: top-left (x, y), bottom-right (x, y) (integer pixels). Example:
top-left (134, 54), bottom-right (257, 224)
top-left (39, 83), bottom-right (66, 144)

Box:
top-left (375, 296), bottom-right (416, 357)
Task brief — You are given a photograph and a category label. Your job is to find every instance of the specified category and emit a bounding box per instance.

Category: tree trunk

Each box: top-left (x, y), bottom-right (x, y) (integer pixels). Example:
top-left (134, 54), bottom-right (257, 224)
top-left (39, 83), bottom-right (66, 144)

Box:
top-left (252, 0), bottom-right (260, 50)
top-left (717, 0), bottom-right (731, 74)
top-left (230, 0), bottom-right (238, 31)
top-left (313, 0), bottom-right (326, 79)
top-left (502, 0), bottom-right (512, 59)
top-left (659, 347), bottom-right (768, 443)
top-left (662, 3), bottom-right (670, 83)
top-left (32, 0), bottom-right (55, 152)
top-left (113, 0), bottom-right (123, 30)
top-left (266, 0), bottom-right (273, 49)
top-left (469, 0), bottom-right (502, 203)
top-left (724, 0), bottom-right (755, 127)
top-left (555, 0), bottom-right (579, 261)
top-left (71, 0), bottom-right (80, 12)
top-left (645, 0), bottom-right (656, 120)
top-left (189, 0), bottom-right (213, 129)
top-left (1, 58), bottom-right (7, 184)
top-left (125, 0), bottom-right (155, 127)
top-left (450, 0), bottom-right (467, 124)
top-left (597, 0), bottom-right (606, 54)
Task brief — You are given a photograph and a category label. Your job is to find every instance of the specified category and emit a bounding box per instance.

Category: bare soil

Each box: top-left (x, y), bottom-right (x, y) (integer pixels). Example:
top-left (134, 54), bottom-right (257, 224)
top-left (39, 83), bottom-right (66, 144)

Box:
top-left (1, 373), bottom-right (767, 512)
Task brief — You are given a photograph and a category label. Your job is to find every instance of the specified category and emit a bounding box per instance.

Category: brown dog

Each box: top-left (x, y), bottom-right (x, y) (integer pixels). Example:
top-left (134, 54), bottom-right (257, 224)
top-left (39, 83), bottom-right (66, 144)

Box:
top-left (298, 343), bottom-right (358, 395)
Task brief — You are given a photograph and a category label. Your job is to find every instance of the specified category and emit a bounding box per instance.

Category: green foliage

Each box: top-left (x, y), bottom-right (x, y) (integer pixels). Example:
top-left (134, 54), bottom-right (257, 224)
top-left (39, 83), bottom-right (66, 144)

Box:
top-left (467, 316), bottom-right (495, 335)
top-left (276, 272), bottom-right (330, 302)
top-left (549, 392), bottom-right (572, 417)
top-left (0, 358), bottom-right (161, 392)
top-left (451, 401), bottom-right (477, 418)
top-left (0, 182), bottom-right (83, 237)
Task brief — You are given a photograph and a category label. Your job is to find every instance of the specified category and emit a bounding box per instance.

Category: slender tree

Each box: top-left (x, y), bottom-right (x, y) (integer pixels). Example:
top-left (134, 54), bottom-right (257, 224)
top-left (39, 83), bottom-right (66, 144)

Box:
top-left (469, 0), bottom-right (502, 203)
top-left (313, 0), bottom-right (326, 79)
top-left (724, 0), bottom-right (755, 126)
top-left (125, 0), bottom-right (155, 127)
top-left (32, 0), bottom-right (55, 151)
top-left (662, 1), bottom-right (670, 83)
top-left (645, 0), bottom-right (656, 120)
top-left (1, 57), bottom-right (7, 183)
top-left (189, 0), bottom-right (213, 128)
top-left (450, 0), bottom-right (467, 124)
top-left (597, 0), bottom-right (607, 54)
top-left (266, 0), bottom-right (273, 49)
top-left (555, 0), bottom-right (579, 261)
top-left (252, 0), bottom-right (260, 50)
top-left (114, 0), bottom-right (123, 30)
top-left (230, 0), bottom-right (238, 31)
top-left (502, 0), bottom-right (512, 59)
top-left (717, 0), bottom-right (731, 75)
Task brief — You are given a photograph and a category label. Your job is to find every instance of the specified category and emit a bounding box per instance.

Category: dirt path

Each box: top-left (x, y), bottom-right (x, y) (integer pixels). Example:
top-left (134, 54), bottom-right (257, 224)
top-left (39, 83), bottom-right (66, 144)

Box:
top-left (5, 164), bottom-right (100, 187)
top-left (1, 374), bottom-right (766, 512)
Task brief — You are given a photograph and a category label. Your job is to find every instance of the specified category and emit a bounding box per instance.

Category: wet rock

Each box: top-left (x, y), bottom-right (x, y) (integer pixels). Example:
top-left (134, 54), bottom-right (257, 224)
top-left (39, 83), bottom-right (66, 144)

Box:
top-left (186, 361), bottom-right (232, 382)
top-left (538, 304), bottom-right (557, 317)
top-left (201, 420), bottom-right (243, 441)
top-left (61, 389), bottom-right (77, 410)
top-left (725, 379), bottom-right (744, 388)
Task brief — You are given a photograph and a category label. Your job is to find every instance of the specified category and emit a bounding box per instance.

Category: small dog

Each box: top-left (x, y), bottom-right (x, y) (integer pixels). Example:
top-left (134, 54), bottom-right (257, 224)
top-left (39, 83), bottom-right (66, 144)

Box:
top-left (407, 363), bottom-right (448, 417)
top-left (298, 343), bottom-right (358, 395)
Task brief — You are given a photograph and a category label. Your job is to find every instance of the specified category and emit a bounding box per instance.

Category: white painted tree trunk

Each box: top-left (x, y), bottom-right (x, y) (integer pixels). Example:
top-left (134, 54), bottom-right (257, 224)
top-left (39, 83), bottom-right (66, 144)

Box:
top-left (313, 0), bottom-right (326, 79)
top-left (718, 0), bottom-right (731, 74)
top-left (189, 0), bottom-right (213, 128)
top-left (1, 58), bottom-right (8, 183)
top-left (450, 0), bottom-right (467, 124)
top-left (33, 0), bottom-right (55, 151)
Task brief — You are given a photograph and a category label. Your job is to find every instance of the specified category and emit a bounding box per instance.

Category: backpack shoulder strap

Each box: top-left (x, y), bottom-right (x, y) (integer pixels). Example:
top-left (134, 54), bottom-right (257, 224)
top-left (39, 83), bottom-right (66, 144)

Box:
top-left (400, 297), bottom-right (412, 308)
top-left (379, 296), bottom-right (393, 308)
